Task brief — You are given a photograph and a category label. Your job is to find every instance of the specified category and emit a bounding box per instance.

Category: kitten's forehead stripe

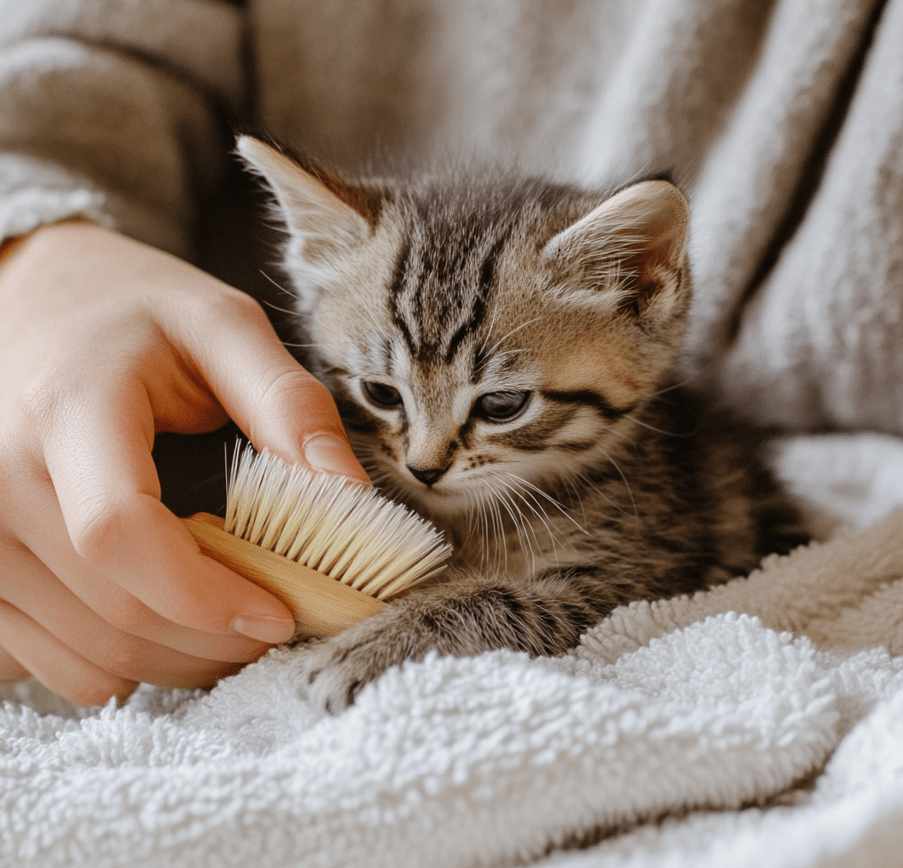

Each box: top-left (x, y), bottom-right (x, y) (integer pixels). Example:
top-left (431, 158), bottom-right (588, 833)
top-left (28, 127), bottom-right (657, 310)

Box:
top-left (443, 230), bottom-right (508, 364)
top-left (379, 338), bottom-right (393, 372)
top-left (388, 237), bottom-right (416, 356)
top-left (388, 189), bottom-right (521, 364)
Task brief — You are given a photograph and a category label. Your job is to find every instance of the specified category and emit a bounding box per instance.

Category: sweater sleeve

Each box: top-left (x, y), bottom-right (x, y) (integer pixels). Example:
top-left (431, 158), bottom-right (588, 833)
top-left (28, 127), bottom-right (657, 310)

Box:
top-left (0, 0), bottom-right (245, 258)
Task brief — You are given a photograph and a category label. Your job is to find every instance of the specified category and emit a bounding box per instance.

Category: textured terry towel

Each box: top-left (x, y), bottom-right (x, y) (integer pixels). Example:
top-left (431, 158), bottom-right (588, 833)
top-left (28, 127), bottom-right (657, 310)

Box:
top-left (2, 434), bottom-right (903, 868)
top-left (2, 0), bottom-right (903, 863)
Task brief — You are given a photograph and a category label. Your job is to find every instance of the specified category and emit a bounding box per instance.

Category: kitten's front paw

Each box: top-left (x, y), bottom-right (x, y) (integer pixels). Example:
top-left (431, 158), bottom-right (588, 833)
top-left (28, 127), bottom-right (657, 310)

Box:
top-left (293, 619), bottom-right (409, 714)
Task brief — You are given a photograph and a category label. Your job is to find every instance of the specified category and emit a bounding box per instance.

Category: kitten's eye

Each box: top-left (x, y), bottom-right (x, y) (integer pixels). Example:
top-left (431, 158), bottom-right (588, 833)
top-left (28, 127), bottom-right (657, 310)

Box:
top-left (362, 381), bottom-right (403, 408)
top-left (475, 390), bottom-right (530, 422)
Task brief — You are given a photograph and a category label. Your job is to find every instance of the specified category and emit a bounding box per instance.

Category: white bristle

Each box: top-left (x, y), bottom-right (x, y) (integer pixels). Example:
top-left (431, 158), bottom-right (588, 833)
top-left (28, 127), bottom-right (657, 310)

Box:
top-left (224, 442), bottom-right (452, 600)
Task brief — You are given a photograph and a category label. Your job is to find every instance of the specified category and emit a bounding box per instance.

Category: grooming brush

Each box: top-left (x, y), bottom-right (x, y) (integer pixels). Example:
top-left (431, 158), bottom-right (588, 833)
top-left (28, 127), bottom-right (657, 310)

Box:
top-left (180, 442), bottom-right (452, 638)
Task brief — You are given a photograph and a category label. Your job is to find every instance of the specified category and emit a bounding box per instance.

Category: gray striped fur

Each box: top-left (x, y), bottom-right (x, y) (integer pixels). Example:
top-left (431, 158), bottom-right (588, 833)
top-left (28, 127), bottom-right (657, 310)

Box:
top-left (239, 137), bottom-right (808, 713)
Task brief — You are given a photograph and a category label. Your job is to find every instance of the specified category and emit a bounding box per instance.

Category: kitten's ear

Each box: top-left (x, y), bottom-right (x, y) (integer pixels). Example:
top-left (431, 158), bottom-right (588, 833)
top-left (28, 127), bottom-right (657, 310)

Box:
top-left (542, 179), bottom-right (690, 319)
top-left (236, 135), bottom-right (372, 255)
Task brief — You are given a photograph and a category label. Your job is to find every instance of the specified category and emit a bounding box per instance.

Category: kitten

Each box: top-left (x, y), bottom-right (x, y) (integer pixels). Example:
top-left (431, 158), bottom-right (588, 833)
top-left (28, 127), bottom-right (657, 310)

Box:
top-left (237, 136), bottom-right (808, 713)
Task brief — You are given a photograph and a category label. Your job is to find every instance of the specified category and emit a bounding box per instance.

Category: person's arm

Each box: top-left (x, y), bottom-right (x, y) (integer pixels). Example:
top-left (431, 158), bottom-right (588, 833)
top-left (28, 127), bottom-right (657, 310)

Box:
top-left (0, 3), bottom-right (369, 704)
top-left (0, 0), bottom-right (245, 252)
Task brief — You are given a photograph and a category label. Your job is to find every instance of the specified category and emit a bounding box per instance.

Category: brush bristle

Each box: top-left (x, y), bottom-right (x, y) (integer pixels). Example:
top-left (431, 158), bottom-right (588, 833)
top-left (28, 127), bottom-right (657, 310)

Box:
top-left (223, 443), bottom-right (452, 600)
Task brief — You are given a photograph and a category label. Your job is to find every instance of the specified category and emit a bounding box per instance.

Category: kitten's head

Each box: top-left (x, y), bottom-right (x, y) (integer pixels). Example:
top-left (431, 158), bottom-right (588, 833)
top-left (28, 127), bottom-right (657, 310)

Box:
top-left (239, 136), bottom-right (691, 526)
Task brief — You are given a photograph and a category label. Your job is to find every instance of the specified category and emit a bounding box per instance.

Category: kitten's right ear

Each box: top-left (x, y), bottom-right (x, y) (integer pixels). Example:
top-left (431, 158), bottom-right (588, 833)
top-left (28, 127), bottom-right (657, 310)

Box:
top-left (542, 179), bottom-right (690, 323)
top-left (236, 135), bottom-right (372, 260)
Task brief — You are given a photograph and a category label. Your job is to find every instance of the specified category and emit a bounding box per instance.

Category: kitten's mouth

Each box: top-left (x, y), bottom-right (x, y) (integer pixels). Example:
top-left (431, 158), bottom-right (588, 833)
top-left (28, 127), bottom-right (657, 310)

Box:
top-left (396, 474), bottom-right (468, 509)
top-left (406, 478), bottom-right (453, 499)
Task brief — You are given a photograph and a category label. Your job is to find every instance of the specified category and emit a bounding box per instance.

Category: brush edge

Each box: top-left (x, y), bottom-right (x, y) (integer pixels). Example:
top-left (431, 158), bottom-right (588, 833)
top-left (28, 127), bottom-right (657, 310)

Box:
top-left (182, 514), bottom-right (386, 639)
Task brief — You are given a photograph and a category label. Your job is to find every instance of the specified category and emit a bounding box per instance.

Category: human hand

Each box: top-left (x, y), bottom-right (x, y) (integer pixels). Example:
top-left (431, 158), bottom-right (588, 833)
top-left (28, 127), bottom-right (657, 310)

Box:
top-left (0, 221), bottom-right (368, 704)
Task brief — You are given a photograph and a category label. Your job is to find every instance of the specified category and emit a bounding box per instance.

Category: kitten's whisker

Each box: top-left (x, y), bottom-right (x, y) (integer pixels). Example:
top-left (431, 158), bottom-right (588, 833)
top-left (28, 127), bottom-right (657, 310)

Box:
top-left (486, 489), bottom-right (509, 574)
top-left (570, 471), bottom-right (627, 519)
top-left (491, 347), bottom-right (529, 364)
top-left (465, 489), bottom-right (480, 559)
top-left (476, 488), bottom-right (495, 570)
top-left (462, 489), bottom-right (485, 561)
top-left (357, 459), bottom-right (396, 490)
top-left (262, 298), bottom-right (305, 318)
top-left (555, 473), bottom-right (591, 526)
top-left (595, 448), bottom-right (639, 523)
top-left (478, 493), bottom-right (492, 571)
top-left (508, 475), bottom-right (589, 535)
top-left (258, 268), bottom-right (299, 300)
top-left (501, 475), bottom-right (560, 567)
top-left (280, 339), bottom-right (328, 350)
top-left (477, 306), bottom-right (501, 361)
top-left (650, 372), bottom-right (702, 397)
top-left (500, 474), bottom-right (552, 534)
top-left (505, 478), bottom-right (561, 543)
top-left (620, 413), bottom-right (686, 438)
top-left (493, 480), bottom-right (536, 574)
top-left (493, 474), bottom-right (544, 574)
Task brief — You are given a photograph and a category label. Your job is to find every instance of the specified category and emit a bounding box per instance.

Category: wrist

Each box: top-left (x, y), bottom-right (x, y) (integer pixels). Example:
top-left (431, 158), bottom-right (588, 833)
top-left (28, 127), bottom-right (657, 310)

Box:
top-left (0, 218), bottom-right (100, 267)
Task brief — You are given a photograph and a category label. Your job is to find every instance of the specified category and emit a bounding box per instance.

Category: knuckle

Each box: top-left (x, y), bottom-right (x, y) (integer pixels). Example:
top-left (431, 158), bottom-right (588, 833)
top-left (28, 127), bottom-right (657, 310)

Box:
top-left (261, 369), bottom-right (335, 421)
top-left (68, 499), bottom-right (127, 567)
top-left (264, 366), bottom-right (324, 403)
top-left (95, 633), bottom-right (149, 680)
top-left (98, 590), bottom-right (154, 637)
top-left (251, 369), bottom-right (339, 440)
top-left (162, 282), bottom-right (265, 346)
top-left (16, 372), bottom-right (65, 433)
top-left (201, 284), bottom-right (266, 324)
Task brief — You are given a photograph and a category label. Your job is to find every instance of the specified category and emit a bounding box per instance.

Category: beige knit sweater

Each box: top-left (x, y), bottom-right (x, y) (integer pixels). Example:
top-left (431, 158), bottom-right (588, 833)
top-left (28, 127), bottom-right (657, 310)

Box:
top-left (0, 0), bottom-right (899, 434)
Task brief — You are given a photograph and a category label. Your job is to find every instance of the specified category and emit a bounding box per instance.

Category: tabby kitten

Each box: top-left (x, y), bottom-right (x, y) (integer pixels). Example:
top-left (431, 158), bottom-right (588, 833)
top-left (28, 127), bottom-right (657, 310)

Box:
top-left (237, 136), bottom-right (807, 713)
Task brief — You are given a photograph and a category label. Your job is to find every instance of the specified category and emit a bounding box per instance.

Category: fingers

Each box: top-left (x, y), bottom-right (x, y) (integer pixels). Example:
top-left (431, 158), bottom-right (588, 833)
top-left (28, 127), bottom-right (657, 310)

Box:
top-left (0, 223), bottom-right (317, 702)
top-left (0, 541), bottom-right (246, 699)
top-left (30, 387), bottom-right (296, 646)
top-left (0, 644), bottom-right (29, 683)
top-left (9, 506), bottom-right (273, 663)
top-left (0, 600), bottom-right (138, 706)
top-left (168, 290), bottom-right (370, 483)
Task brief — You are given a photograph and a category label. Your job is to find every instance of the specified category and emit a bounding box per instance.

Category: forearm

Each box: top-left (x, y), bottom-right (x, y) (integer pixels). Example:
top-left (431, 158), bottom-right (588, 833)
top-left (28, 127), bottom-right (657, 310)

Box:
top-left (0, 0), bottom-right (246, 257)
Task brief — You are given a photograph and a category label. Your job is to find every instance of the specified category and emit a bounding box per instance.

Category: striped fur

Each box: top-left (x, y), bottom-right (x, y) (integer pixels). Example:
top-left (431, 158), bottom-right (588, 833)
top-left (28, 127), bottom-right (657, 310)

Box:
top-left (239, 137), bottom-right (808, 712)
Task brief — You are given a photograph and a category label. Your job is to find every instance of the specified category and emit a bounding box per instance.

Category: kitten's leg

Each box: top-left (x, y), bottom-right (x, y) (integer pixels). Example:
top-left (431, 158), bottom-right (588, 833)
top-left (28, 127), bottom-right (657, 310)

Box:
top-left (296, 570), bottom-right (619, 713)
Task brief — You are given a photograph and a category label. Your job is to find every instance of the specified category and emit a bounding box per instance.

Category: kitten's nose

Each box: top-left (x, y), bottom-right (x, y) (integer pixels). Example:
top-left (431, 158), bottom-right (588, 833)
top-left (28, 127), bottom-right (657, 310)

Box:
top-left (407, 465), bottom-right (447, 486)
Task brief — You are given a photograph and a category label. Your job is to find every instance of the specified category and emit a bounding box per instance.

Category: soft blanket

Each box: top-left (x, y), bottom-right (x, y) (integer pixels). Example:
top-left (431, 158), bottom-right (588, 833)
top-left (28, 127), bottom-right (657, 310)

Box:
top-left (3, 1), bottom-right (903, 866)
top-left (2, 432), bottom-right (902, 868)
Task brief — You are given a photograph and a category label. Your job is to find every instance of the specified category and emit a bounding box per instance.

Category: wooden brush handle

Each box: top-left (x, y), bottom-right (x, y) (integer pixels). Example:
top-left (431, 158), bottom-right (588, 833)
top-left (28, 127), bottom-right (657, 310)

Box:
top-left (181, 513), bottom-right (385, 639)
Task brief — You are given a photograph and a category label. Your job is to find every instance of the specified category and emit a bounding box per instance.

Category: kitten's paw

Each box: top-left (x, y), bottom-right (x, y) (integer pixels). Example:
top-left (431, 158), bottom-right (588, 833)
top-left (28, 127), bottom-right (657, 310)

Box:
top-left (293, 621), bottom-right (409, 714)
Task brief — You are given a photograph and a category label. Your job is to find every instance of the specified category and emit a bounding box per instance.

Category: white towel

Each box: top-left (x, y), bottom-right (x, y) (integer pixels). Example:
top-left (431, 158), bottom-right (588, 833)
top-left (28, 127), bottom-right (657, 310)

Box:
top-left (2, 434), bottom-right (903, 868)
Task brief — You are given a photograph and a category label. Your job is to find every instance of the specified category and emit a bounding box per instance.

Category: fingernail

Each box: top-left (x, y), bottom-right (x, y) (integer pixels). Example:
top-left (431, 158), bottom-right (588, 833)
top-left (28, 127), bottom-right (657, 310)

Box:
top-left (231, 614), bottom-right (296, 645)
top-left (304, 434), bottom-right (369, 483)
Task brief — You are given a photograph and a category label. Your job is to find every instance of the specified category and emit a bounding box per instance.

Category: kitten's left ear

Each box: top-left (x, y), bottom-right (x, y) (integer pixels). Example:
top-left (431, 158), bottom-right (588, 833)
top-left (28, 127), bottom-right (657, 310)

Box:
top-left (542, 179), bottom-right (690, 319)
top-left (236, 135), bottom-right (373, 260)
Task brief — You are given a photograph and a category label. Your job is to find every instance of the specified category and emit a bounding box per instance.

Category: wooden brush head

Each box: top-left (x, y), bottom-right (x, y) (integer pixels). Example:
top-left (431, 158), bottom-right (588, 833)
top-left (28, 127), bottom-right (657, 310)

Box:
top-left (182, 443), bottom-right (452, 639)
top-left (224, 442), bottom-right (452, 601)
